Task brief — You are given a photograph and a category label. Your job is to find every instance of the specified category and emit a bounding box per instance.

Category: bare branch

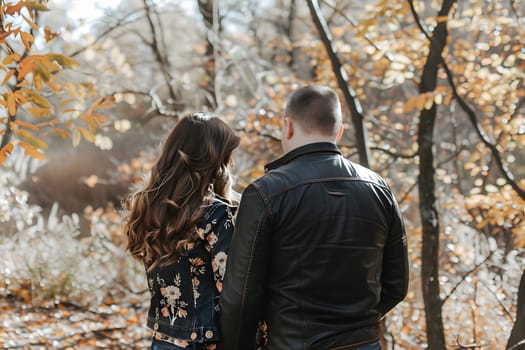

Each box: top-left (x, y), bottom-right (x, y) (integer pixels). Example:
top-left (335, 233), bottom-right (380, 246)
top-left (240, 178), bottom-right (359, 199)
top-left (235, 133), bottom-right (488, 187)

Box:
top-left (142, 0), bottom-right (178, 103)
top-left (320, 0), bottom-right (394, 62)
top-left (234, 127), bottom-right (281, 142)
top-left (69, 9), bottom-right (145, 57)
top-left (306, 0), bottom-right (372, 168)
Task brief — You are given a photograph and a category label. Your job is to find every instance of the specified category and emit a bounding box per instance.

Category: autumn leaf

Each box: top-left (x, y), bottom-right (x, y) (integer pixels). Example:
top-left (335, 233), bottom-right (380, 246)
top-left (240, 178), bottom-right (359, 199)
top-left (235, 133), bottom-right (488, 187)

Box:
top-left (7, 89), bottom-right (16, 116)
top-left (23, 89), bottom-right (52, 108)
top-left (19, 31), bottom-right (34, 51)
top-left (2, 53), bottom-right (22, 66)
top-left (18, 141), bottom-right (45, 160)
top-left (51, 127), bottom-right (71, 139)
top-left (46, 53), bottom-right (79, 69)
top-left (35, 118), bottom-right (59, 128)
top-left (14, 129), bottom-right (48, 150)
top-left (0, 143), bottom-right (14, 164)
top-left (76, 126), bottom-right (95, 142)
top-left (26, 106), bottom-right (53, 118)
top-left (12, 119), bottom-right (39, 131)
top-left (44, 26), bottom-right (59, 42)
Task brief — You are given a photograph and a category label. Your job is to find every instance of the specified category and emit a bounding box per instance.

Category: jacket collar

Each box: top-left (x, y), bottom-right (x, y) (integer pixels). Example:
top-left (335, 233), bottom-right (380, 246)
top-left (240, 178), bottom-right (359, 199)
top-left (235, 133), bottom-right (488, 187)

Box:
top-left (265, 142), bottom-right (342, 172)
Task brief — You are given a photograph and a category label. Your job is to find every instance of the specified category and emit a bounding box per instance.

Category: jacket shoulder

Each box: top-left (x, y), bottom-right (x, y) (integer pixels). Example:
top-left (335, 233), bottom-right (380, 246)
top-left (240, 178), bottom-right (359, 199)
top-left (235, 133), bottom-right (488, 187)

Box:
top-left (350, 161), bottom-right (391, 189)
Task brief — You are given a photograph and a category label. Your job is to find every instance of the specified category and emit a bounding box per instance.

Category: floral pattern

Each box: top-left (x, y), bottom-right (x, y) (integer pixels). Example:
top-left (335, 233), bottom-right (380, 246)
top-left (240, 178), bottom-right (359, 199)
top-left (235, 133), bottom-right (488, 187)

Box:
top-left (146, 198), bottom-right (236, 348)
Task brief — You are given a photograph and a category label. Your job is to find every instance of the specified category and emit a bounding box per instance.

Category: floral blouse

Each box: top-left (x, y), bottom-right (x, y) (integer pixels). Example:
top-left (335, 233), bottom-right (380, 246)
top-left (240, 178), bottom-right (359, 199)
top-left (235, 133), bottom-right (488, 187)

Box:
top-left (146, 197), bottom-right (236, 348)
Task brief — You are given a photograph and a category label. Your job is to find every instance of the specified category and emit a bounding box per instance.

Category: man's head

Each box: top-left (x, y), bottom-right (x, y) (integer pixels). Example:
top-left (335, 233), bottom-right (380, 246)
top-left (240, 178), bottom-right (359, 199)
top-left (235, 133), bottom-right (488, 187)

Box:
top-left (282, 85), bottom-right (343, 153)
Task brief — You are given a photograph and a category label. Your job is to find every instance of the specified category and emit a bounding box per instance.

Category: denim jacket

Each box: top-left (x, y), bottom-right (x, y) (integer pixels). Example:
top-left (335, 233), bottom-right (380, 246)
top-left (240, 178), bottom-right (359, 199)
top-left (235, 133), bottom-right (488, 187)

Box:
top-left (146, 197), bottom-right (236, 346)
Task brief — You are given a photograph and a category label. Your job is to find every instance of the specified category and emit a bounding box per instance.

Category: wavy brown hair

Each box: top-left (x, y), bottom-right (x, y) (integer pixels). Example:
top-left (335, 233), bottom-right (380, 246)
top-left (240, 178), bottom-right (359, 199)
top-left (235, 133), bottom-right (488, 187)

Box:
top-left (124, 113), bottom-right (240, 271)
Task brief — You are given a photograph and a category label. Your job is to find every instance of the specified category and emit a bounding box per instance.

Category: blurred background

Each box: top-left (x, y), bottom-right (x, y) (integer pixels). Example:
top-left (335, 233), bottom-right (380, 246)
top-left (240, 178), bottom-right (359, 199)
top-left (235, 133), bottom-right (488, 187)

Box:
top-left (0, 0), bottom-right (524, 348)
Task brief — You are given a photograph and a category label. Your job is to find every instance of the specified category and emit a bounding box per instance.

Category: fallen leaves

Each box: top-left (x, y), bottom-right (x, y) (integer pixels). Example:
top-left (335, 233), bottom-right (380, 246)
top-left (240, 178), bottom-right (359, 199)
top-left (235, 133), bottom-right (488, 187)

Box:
top-left (0, 284), bottom-right (151, 349)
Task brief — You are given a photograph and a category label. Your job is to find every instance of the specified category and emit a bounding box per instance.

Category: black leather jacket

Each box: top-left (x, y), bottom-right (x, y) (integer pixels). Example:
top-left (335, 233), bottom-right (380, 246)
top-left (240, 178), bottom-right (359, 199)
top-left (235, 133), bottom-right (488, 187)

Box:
top-left (220, 142), bottom-right (409, 350)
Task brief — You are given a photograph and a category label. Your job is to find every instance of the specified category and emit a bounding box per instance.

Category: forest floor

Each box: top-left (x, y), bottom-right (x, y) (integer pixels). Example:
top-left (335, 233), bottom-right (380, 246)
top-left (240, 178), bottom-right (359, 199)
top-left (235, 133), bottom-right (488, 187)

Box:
top-left (0, 284), bottom-right (151, 349)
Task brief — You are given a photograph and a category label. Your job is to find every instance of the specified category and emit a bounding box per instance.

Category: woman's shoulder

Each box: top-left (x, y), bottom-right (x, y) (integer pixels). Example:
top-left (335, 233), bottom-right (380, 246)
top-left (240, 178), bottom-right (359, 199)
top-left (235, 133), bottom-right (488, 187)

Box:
top-left (195, 196), bottom-right (236, 238)
top-left (205, 196), bottom-right (237, 218)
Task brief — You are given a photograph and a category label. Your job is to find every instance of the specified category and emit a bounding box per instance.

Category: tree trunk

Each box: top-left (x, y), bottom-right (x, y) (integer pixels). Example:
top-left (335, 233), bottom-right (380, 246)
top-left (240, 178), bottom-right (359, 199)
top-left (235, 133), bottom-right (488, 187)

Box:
top-left (507, 269), bottom-right (525, 349)
top-left (414, 0), bottom-right (456, 348)
top-left (306, 0), bottom-right (372, 168)
top-left (197, 0), bottom-right (219, 109)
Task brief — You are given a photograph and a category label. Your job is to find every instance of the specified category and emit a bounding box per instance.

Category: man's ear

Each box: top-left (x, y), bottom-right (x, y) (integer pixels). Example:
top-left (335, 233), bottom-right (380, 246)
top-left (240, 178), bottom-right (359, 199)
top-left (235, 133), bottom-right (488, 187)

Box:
top-left (285, 117), bottom-right (294, 140)
top-left (335, 124), bottom-right (344, 143)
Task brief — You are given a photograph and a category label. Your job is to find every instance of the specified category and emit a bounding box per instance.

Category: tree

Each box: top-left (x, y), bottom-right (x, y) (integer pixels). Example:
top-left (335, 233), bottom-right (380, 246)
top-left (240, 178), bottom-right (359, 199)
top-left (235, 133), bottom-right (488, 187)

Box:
top-left (0, 0), bottom-right (113, 166)
top-left (412, 1), bottom-right (456, 348)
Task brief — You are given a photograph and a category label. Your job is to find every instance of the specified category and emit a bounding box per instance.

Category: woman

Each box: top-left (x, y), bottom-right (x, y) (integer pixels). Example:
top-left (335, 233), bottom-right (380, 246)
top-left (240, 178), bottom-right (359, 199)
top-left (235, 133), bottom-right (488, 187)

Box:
top-left (125, 113), bottom-right (240, 350)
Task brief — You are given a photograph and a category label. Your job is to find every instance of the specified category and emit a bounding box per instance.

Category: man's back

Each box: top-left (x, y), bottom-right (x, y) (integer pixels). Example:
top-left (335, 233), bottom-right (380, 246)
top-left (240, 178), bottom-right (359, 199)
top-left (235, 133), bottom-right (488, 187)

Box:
top-left (255, 143), bottom-right (406, 349)
top-left (221, 143), bottom-right (408, 350)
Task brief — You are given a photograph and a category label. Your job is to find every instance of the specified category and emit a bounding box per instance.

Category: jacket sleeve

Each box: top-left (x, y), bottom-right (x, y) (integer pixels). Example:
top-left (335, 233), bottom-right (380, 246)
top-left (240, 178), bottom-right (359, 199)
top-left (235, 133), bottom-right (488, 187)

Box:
top-left (220, 184), bottom-right (271, 350)
top-left (380, 194), bottom-right (409, 316)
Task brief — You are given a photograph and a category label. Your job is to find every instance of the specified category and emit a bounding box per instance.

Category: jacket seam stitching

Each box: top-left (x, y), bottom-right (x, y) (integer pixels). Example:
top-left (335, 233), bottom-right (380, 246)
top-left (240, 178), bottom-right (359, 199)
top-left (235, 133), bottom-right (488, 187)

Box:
top-left (237, 209), bottom-right (265, 348)
top-left (252, 182), bottom-right (273, 216)
top-left (264, 177), bottom-right (389, 201)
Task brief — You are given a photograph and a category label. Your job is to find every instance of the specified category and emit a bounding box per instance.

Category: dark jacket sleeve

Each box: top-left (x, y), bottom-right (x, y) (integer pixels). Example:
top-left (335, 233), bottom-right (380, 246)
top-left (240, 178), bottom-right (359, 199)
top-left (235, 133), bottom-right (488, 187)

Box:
top-left (220, 184), bottom-right (271, 350)
top-left (380, 194), bottom-right (409, 316)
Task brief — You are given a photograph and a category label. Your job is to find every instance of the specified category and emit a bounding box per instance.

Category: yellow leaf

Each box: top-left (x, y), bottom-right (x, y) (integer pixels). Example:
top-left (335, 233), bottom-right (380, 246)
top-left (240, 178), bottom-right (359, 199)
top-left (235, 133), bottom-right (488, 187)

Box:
top-left (51, 127), bottom-right (71, 139)
top-left (7, 89), bottom-right (16, 116)
top-left (91, 113), bottom-right (110, 124)
top-left (46, 54), bottom-right (78, 69)
top-left (23, 89), bottom-right (51, 108)
top-left (26, 106), bottom-right (52, 118)
top-left (20, 31), bottom-right (34, 51)
top-left (1, 69), bottom-right (16, 86)
top-left (12, 120), bottom-right (39, 131)
top-left (90, 96), bottom-right (115, 111)
top-left (14, 129), bottom-right (48, 150)
top-left (35, 118), bottom-right (58, 128)
top-left (33, 74), bottom-right (43, 91)
top-left (44, 26), bottom-right (59, 42)
top-left (436, 16), bottom-right (450, 23)
top-left (34, 62), bottom-right (51, 82)
top-left (19, 141), bottom-right (45, 160)
top-left (0, 143), bottom-right (14, 164)
top-left (72, 128), bottom-right (81, 146)
top-left (76, 126), bottom-right (95, 142)
top-left (59, 99), bottom-right (74, 107)
top-left (80, 113), bottom-right (98, 131)
top-left (46, 80), bottom-right (61, 92)
top-left (2, 53), bottom-right (21, 65)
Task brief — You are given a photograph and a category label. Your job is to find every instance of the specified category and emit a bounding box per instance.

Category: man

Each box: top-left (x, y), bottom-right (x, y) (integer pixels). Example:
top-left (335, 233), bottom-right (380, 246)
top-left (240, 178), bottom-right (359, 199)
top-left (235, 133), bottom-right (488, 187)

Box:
top-left (220, 85), bottom-right (409, 350)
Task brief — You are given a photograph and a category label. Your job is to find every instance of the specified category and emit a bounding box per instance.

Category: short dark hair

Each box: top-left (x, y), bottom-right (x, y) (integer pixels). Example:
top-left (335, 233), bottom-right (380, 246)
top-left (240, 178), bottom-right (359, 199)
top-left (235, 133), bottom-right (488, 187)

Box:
top-left (284, 85), bottom-right (342, 136)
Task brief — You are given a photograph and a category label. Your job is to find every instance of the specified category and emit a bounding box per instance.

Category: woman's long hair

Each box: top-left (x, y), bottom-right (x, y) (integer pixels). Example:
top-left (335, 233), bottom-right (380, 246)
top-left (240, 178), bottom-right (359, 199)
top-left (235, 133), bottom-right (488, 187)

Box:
top-left (124, 113), bottom-right (240, 271)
